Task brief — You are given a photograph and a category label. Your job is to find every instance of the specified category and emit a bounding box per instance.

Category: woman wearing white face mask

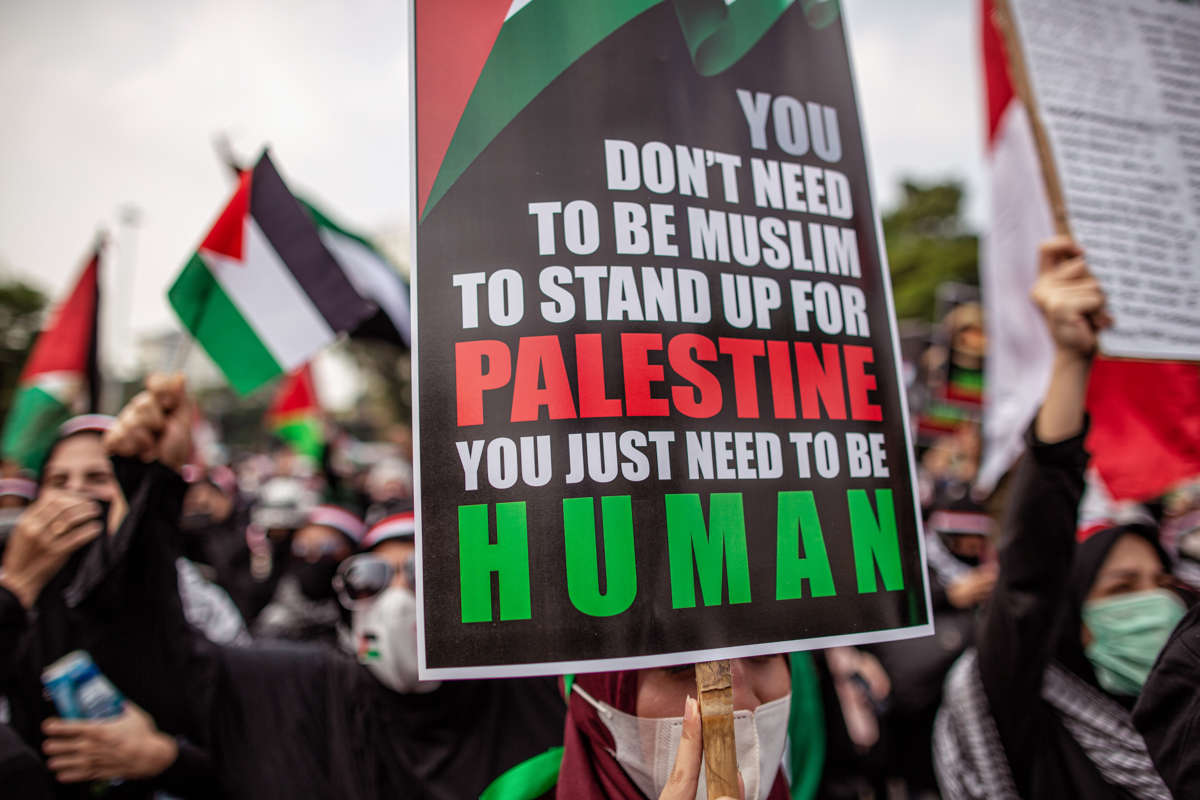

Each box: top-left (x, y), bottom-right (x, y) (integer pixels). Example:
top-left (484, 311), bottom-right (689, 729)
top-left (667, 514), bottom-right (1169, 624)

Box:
top-left (198, 503), bottom-right (568, 799)
top-left (555, 654), bottom-right (829, 800)
top-left (338, 510), bottom-right (438, 694)
top-left (933, 238), bottom-right (1189, 800)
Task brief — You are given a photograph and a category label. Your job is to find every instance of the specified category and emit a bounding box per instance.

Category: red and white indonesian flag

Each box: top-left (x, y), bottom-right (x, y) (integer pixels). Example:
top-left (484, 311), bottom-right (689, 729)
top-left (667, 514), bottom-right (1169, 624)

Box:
top-left (975, 0), bottom-right (1054, 492)
top-left (977, 0), bottom-right (1200, 499)
top-left (1084, 359), bottom-right (1200, 501)
top-left (169, 152), bottom-right (375, 395)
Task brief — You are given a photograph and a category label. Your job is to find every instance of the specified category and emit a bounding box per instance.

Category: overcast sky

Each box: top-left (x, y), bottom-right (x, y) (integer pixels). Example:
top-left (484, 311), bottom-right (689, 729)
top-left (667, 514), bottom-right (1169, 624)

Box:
top-left (0, 0), bottom-right (985, 374)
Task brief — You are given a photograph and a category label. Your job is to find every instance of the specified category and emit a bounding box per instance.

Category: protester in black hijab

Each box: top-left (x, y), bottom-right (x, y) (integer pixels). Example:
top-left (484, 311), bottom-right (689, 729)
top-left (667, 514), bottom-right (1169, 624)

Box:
top-left (73, 376), bottom-right (566, 800)
top-left (933, 237), bottom-right (1184, 800)
top-left (203, 508), bottom-right (565, 799)
top-left (875, 491), bottom-right (995, 794)
top-left (0, 400), bottom-right (221, 798)
top-left (1133, 600), bottom-right (1200, 798)
top-left (254, 504), bottom-right (364, 646)
top-left (0, 476), bottom-right (37, 552)
top-left (179, 466), bottom-right (251, 585)
top-left (240, 475), bottom-right (318, 623)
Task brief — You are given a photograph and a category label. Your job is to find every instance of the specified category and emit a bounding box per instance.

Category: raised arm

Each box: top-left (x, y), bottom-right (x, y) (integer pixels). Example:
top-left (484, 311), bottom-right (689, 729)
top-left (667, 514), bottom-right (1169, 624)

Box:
top-left (1030, 236), bottom-right (1109, 444)
top-left (975, 236), bottom-right (1110, 777)
top-left (38, 376), bottom-right (223, 795)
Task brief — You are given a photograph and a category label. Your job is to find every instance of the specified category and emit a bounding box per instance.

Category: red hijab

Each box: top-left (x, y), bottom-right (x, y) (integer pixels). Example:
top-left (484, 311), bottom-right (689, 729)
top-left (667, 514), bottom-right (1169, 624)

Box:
top-left (556, 669), bottom-right (791, 800)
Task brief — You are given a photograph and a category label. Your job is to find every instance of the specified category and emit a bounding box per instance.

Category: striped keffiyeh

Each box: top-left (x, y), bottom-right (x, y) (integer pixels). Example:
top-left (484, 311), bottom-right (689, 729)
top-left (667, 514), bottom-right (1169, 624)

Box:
top-left (933, 650), bottom-right (1172, 800)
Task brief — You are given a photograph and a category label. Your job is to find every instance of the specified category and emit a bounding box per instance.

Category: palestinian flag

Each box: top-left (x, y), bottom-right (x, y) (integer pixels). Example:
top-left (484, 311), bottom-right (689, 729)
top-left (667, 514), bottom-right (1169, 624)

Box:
top-left (302, 200), bottom-right (411, 347)
top-left (168, 152), bottom-right (375, 395)
top-left (1, 244), bottom-right (101, 471)
top-left (214, 147), bottom-right (411, 348)
top-left (266, 363), bottom-right (324, 462)
top-left (415, 0), bottom-right (837, 219)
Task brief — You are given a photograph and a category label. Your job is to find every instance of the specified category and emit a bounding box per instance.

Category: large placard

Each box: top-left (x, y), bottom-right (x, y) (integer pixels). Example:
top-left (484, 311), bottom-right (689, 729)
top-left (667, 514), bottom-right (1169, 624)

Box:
top-left (412, 0), bottom-right (931, 679)
top-left (1008, 0), bottom-right (1200, 360)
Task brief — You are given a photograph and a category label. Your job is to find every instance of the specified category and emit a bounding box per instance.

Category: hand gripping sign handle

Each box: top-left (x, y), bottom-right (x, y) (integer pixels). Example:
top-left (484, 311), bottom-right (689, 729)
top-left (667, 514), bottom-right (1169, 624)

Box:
top-left (695, 659), bottom-right (739, 799)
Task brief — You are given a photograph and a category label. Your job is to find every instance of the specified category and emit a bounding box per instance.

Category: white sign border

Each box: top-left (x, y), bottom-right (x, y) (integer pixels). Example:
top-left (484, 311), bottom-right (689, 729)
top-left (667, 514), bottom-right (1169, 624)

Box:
top-left (411, 1), bottom-right (935, 681)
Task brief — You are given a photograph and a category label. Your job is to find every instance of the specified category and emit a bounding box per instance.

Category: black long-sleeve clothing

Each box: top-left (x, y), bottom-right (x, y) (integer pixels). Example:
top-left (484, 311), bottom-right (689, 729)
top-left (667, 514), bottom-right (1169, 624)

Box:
top-left (0, 721), bottom-right (53, 799)
top-left (1134, 600), bottom-right (1200, 798)
top-left (975, 425), bottom-right (1137, 799)
top-left (0, 458), bottom-right (222, 798)
top-left (207, 640), bottom-right (565, 800)
top-left (11, 456), bottom-right (565, 798)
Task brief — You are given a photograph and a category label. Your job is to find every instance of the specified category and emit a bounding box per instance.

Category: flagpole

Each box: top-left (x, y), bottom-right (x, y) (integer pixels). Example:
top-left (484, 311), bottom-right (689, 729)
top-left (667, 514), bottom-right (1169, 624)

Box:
top-left (165, 331), bottom-right (194, 376)
top-left (103, 206), bottom-right (141, 414)
top-left (991, 0), bottom-right (1073, 238)
top-left (164, 134), bottom-right (232, 383)
top-left (212, 132), bottom-right (245, 178)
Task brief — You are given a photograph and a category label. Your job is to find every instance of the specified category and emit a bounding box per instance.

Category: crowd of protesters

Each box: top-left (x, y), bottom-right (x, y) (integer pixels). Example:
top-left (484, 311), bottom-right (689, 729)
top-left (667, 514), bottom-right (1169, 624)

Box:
top-left (1, 237), bottom-right (1197, 798)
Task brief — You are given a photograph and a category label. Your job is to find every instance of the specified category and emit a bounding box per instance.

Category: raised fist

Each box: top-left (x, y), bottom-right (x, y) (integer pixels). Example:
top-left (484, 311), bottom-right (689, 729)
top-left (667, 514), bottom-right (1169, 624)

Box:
top-left (104, 373), bottom-right (194, 471)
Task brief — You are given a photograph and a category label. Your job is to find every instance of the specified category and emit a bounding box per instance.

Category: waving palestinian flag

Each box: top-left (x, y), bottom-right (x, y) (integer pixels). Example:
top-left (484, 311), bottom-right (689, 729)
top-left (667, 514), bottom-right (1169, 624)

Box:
top-left (266, 363), bottom-right (324, 462)
top-left (1, 244), bottom-right (101, 471)
top-left (214, 144), bottom-right (411, 348)
top-left (168, 152), bottom-right (375, 395)
top-left (302, 200), bottom-right (411, 347)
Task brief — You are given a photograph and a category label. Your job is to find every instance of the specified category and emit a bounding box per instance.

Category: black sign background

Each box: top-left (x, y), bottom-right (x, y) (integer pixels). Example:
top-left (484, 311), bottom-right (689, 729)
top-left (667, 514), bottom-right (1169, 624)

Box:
top-left (415, 3), bottom-right (929, 675)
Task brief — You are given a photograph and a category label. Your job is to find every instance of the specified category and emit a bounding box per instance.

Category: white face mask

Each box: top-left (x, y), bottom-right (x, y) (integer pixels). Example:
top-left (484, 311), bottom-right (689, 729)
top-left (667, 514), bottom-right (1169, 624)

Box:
top-left (351, 586), bottom-right (440, 694)
top-left (573, 685), bottom-right (790, 800)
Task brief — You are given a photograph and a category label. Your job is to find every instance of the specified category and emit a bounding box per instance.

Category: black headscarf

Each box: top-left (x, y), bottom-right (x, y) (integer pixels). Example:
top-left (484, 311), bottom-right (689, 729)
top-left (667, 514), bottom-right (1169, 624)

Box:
top-left (1054, 524), bottom-right (1170, 691)
top-left (33, 427), bottom-right (119, 607)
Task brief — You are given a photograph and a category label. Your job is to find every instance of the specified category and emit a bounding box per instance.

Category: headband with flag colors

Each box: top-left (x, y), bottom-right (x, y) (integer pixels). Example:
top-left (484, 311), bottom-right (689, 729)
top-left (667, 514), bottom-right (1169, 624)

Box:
top-left (1, 244), bottom-right (102, 472)
top-left (168, 151), bottom-right (375, 395)
top-left (0, 477), bottom-right (37, 501)
top-left (362, 511), bottom-right (415, 550)
top-left (185, 464), bottom-right (239, 499)
top-left (266, 364), bottom-right (324, 462)
top-left (308, 504), bottom-right (367, 546)
top-left (57, 414), bottom-right (116, 439)
top-left (927, 510), bottom-right (994, 538)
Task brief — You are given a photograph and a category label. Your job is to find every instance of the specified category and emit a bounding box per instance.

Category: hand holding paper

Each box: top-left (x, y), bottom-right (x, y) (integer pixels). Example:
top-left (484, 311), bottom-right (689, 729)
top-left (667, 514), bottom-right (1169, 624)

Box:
top-left (1030, 236), bottom-right (1112, 359)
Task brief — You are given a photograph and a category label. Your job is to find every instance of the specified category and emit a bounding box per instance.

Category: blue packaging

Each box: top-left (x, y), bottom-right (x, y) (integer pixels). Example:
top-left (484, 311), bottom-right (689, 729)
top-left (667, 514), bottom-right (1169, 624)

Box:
top-left (41, 650), bottom-right (124, 720)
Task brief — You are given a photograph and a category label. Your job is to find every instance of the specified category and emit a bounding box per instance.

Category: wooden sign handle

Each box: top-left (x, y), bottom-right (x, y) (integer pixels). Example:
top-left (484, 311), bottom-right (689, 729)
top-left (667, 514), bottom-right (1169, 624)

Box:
top-left (695, 659), bottom-right (739, 799)
top-left (992, 0), bottom-right (1073, 237)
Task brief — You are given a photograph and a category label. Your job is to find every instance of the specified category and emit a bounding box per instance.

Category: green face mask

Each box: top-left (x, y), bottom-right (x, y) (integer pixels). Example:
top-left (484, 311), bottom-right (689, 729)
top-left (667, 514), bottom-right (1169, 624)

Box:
top-left (1082, 588), bottom-right (1187, 696)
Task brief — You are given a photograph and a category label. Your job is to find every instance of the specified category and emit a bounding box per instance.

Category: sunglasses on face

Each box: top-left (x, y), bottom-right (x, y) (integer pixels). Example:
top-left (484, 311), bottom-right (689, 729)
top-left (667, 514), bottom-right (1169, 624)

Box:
top-left (333, 554), bottom-right (415, 609)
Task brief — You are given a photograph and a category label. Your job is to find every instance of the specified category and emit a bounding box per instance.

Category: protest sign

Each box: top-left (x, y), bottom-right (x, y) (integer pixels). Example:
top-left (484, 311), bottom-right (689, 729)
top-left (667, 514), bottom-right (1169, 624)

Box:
top-left (411, 0), bottom-right (931, 679)
top-left (1002, 0), bottom-right (1200, 361)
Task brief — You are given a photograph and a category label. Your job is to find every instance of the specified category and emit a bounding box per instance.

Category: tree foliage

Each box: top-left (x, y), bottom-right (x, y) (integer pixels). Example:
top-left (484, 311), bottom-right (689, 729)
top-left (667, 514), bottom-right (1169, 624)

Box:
top-left (343, 340), bottom-right (411, 426)
top-left (0, 279), bottom-right (48, 422)
top-left (883, 180), bottom-right (979, 321)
